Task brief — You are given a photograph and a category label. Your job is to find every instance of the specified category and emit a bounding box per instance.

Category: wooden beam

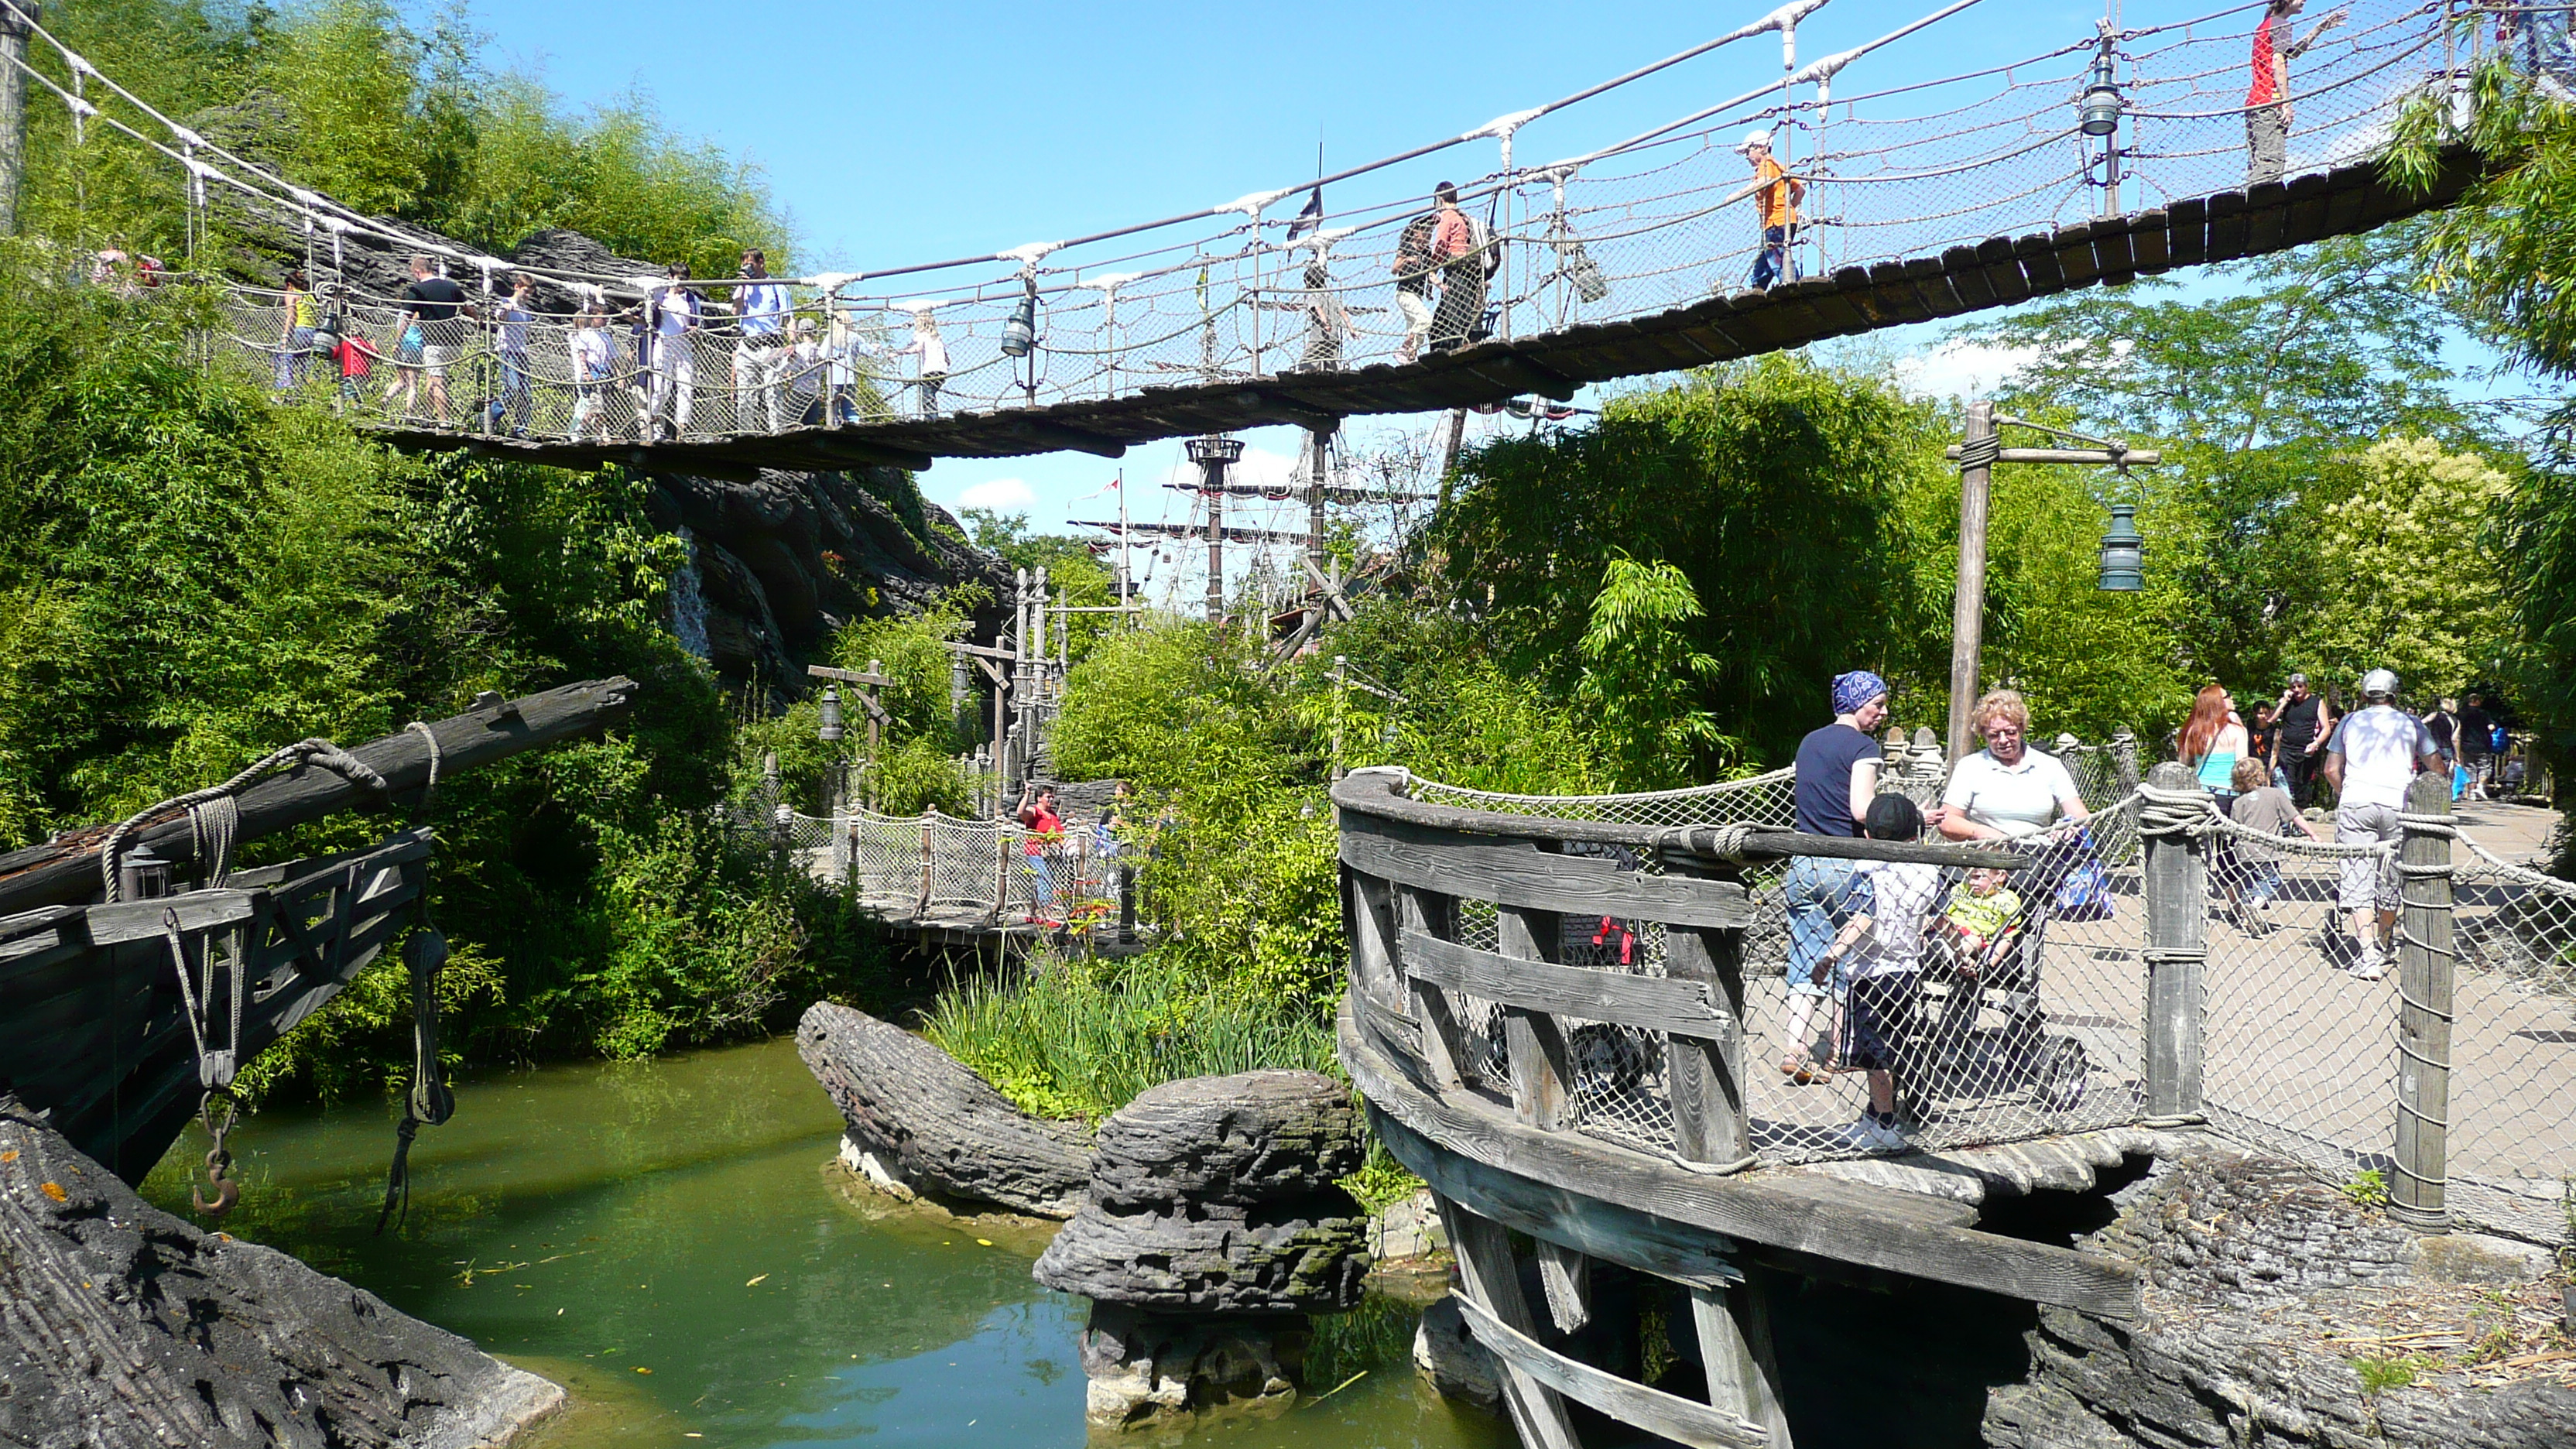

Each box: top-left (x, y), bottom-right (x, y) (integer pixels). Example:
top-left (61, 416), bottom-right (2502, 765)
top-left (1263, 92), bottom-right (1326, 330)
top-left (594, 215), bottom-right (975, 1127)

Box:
top-left (1452, 1292), bottom-right (1770, 1449)
top-left (1339, 814), bottom-right (1752, 930)
top-left (1340, 1002), bottom-right (2143, 1318)
top-left (1941, 447), bottom-right (2162, 466)
top-left (803, 435), bottom-right (938, 471)
top-left (1401, 930), bottom-right (1735, 1040)
top-left (1000, 418), bottom-right (1129, 458)
top-left (805, 664), bottom-right (892, 687)
top-left (0, 679), bottom-right (639, 916)
top-left (1441, 1194), bottom-right (1586, 1449)
top-left (1374, 1109), bottom-right (1743, 1288)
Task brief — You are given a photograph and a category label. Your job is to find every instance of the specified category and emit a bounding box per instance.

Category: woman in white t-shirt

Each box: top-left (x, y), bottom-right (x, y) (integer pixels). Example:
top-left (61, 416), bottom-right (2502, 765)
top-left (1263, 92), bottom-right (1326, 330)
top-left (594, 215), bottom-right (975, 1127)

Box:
top-left (1934, 690), bottom-right (2091, 843)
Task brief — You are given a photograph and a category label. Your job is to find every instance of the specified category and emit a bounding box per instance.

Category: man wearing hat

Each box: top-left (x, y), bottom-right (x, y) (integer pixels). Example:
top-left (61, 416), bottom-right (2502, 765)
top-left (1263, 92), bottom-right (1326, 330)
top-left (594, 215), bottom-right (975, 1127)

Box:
top-left (2322, 668), bottom-right (2442, 979)
top-left (2273, 671), bottom-right (2334, 809)
top-left (1738, 130), bottom-right (1805, 290)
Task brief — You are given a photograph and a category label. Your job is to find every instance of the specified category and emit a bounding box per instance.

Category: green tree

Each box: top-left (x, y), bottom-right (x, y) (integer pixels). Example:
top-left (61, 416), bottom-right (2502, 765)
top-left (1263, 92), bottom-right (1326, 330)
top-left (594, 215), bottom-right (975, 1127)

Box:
top-left (2284, 437), bottom-right (2512, 693)
top-left (1574, 556), bottom-right (1730, 787)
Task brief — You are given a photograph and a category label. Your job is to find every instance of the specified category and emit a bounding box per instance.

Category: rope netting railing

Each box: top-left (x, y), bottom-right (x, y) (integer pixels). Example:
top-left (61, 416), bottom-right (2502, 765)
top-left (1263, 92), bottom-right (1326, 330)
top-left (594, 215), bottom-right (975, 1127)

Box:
top-left (1375, 760), bottom-right (2576, 1237)
top-left (11, 0), bottom-right (2502, 448)
top-left (778, 806), bottom-right (1133, 930)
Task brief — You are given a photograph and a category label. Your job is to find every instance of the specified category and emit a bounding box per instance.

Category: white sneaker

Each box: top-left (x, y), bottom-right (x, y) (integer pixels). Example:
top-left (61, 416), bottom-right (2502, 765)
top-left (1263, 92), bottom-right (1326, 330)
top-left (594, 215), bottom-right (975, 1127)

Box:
top-left (2346, 944), bottom-right (2389, 981)
top-left (1838, 1117), bottom-right (1908, 1154)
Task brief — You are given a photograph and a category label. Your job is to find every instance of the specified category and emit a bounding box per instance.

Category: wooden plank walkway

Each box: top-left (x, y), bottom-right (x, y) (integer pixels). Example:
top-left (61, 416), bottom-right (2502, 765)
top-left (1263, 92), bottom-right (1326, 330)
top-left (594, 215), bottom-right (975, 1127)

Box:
top-left (377, 150), bottom-right (2481, 476)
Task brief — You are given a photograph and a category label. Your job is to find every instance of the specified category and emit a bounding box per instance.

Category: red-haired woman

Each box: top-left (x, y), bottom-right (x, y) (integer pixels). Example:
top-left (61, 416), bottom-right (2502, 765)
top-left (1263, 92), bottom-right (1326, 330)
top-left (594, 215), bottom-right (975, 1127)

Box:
top-left (2178, 683), bottom-right (2254, 922)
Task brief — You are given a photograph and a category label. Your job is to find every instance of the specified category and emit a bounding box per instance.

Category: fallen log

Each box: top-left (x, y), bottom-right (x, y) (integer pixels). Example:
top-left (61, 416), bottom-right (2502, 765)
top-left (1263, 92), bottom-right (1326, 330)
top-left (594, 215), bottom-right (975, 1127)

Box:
top-left (0, 677), bottom-right (639, 917)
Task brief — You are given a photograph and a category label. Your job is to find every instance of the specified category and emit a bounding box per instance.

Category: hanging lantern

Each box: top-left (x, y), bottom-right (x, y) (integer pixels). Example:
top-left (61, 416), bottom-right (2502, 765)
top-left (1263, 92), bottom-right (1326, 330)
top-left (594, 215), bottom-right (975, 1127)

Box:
top-left (818, 683), bottom-right (846, 744)
top-left (2097, 504), bottom-right (2144, 591)
top-left (2079, 79), bottom-right (2124, 138)
top-left (118, 842), bottom-right (173, 901)
top-left (1002, 291), bottom-right (1037, 358)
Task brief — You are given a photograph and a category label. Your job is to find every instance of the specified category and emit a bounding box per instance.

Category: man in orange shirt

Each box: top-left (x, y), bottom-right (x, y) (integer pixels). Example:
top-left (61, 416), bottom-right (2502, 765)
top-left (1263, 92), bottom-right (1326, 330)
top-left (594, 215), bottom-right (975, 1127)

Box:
top-left (1738, 130), bottom-right (1805, 291)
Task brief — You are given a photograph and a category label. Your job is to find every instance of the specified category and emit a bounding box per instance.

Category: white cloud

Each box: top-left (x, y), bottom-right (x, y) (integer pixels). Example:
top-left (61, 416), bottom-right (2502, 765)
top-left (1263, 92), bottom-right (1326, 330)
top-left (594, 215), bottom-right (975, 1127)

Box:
top-left (953, 476), bottom-right (1036, 512)
top-left (1893, 338), bottom-right (2044, 402)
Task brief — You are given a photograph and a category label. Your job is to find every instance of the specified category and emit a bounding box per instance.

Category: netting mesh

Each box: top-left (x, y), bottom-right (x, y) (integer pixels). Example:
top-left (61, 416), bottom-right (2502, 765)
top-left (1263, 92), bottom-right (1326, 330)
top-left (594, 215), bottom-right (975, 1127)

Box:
top-left (183, 0), bottom-right (2472, 448)
top-left (1409, 746), bottom-right (2152, 1165)
top-left (745, 806), bottom-right (1130, 928)
top-left (2450, 833), bottom-right (2576, 1243)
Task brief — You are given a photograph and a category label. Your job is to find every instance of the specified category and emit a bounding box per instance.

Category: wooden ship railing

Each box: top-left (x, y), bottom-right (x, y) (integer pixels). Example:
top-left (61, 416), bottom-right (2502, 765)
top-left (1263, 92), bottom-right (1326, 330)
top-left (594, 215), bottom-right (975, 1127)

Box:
top-left (1331, 766), bottom-right (2145, 1449)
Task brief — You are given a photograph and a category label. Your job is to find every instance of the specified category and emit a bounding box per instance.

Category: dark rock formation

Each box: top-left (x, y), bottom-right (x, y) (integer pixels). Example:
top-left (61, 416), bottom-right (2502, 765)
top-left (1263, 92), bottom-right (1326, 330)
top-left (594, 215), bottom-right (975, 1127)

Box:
top-left (1033, 1070), bottom-right (1370, 1313)
top-left (650, 468), bottom-right (1008, 690)
top-left (1412, 1294), bottom-right (1504, 1410)
top-left (1982, 1147), bottom-right (2576, 1449)
top-left (0, 1094), bottom-right (561, 1449)
top-left (796, 1002), bottom-right (1094, 1218)
top-left (1077, 1304), bottom-right (1308, 1431)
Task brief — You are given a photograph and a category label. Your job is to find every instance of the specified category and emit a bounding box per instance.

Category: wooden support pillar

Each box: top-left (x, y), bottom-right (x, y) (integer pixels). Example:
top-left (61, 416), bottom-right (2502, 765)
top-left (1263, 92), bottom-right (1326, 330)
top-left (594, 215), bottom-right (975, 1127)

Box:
top-left (2141, 760), bottom-right (2206, 1122)
top-left (1117, 862), bottom-right (1136, 944)
top-left (2391, 771), bottom-right (2455, 1229)
top-left (1667, 902), bottom-right (1793, 1447)
top-left (0, 4), bottom-right (32, 238)
top-left (1437, 1193), bottom-right (1584, 1449)
top-left (1944, 400), bottom-right (1997, 766)
top-left (1399, 884), bottom-right (1466, 1091)
top-left (916, 810), bottom-right (936, 916)
top-left (1496, 904), bottom-right (1591, 1335)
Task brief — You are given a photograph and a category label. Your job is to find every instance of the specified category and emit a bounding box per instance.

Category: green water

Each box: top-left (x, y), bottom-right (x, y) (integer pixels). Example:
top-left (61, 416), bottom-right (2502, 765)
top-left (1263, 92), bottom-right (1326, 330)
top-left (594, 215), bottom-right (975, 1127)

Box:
top-left (142, 1037), bottom-right (1509, 1449)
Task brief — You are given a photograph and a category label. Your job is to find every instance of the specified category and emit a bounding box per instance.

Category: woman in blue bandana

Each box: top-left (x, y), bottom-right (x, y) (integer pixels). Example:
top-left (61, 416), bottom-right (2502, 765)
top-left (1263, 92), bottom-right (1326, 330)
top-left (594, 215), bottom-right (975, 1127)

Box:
top-left (1780, 670), bottom-right (1891, 1084)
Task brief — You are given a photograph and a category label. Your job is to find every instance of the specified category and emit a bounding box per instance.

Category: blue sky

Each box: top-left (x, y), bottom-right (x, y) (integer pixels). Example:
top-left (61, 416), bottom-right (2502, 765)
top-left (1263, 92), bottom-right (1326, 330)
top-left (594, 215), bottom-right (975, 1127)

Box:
top-left (441, 0), bottom-right (2498, 601)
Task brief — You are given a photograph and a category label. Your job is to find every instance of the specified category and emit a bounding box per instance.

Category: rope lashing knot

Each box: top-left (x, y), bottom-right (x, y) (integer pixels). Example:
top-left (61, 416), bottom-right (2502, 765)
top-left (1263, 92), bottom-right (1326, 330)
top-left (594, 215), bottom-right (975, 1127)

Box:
top-left (101, 738), bottom-right (389, 900)
top-left (2139, 1112), bottom-right (2206, 1129)
top-left (1649, 822), bottom-right (1757, 862)
top-left (2135, 781), bottom-right (2218, 840)
top-left (1955, 433), bottom-right (2002, 471)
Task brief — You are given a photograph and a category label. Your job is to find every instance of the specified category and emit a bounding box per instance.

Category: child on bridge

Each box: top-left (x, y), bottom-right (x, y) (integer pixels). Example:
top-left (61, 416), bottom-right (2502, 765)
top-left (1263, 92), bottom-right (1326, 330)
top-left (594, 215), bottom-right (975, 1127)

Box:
top-left (1814, 794), bottom-right (1943, 1154)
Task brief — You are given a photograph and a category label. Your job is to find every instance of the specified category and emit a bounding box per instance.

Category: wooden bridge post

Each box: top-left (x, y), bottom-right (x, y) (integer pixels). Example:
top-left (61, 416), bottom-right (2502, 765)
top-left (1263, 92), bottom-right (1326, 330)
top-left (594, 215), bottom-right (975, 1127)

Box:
top-left (916, 810), bottom-right (936, 917)
top-left (2391, 772), bottom-right (2456, 1229)
top-left (1497, 905), bottom-right (1595, 1336)
top-left (1667, 909), bottom-right (1793, 1448)
top-left (2141, 760), bottom-right (2206, 1122)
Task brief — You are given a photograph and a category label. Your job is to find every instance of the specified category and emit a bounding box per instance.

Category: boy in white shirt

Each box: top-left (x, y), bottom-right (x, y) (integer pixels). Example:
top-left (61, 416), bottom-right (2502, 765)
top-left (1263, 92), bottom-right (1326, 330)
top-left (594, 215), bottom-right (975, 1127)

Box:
top-left (1814, 795), bottom-right (1943, 1153)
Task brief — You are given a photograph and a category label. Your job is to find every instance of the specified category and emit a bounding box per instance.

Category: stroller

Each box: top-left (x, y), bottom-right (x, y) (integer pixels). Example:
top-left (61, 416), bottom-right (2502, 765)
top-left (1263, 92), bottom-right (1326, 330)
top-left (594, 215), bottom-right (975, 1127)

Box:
top-left (1886, 852), bottom-right (2093, 1123)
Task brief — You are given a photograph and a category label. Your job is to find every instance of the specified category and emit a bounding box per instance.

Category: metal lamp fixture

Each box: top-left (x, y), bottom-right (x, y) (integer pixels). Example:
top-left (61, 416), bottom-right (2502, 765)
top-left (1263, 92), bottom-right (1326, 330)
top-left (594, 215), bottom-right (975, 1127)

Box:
top-left (2097, 503), bottom-right (2145, 591)
top-left (1002, 291), bottom-right (1038, 358)
top-left (2079, 80), bottom-right (2124, 137)
top-left (818, 683), bottom-right (845, 744)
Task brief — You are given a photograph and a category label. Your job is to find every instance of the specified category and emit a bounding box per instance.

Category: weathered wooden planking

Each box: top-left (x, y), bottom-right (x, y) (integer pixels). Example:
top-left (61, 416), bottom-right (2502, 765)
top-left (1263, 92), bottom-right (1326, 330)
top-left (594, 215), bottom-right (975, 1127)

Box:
top-left (2128, 207), bottom-right (2171, 274)
top-left (1375, 1108), bottom-right (1744, 1288)
top-left (1340, 1002), bottom-right (2139, 1317)
top-left (1401, 930), bottom-right (1735, 1040)
top-left (1453, 1292), bottom-right (1770, 1449)
top-left (1441, 1194), bottom-right (1585, 1449)
top-left (1339, 814), bottom-right (1752, 929)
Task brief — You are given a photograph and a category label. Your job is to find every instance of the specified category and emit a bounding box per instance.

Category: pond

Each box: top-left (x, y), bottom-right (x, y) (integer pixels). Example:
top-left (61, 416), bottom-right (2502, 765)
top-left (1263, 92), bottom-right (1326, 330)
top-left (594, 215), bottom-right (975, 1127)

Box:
top-left (142, 1036), bottom-right (1510, 1449)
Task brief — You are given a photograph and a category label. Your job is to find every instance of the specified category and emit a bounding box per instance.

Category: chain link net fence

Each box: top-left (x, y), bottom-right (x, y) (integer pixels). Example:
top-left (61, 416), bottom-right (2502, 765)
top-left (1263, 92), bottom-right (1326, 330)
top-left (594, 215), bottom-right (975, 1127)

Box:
top-left (2448, 824), bottom-right (2576, 1245)
top-left (725, 803), bottom-right (1132, 930)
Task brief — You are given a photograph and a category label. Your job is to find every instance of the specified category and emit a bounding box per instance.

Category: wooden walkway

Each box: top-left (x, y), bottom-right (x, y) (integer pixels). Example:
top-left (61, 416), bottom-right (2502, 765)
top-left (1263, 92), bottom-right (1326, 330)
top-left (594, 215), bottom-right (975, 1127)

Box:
top-left (380, 152), bottom-right (2479, 477)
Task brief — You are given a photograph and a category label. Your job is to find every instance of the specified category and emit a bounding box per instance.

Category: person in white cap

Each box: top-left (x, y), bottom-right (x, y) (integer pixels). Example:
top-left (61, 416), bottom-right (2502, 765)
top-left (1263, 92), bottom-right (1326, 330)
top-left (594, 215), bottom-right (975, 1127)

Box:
top-left (1737, 130), bottom-right (1805, 289)
top-left (2321, 667), bottom-right (2442, 979)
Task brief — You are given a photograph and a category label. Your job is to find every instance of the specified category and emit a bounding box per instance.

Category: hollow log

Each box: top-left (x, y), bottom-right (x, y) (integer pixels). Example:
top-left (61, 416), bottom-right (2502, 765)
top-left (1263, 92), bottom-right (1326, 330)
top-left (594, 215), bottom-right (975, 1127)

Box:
top-left (0, 677), bottom-right (640, 917)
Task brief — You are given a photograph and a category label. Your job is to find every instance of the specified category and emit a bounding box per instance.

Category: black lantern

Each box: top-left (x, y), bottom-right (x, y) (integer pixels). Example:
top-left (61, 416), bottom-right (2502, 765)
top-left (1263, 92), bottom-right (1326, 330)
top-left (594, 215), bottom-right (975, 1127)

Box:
top-left (1002, 292), bottom-right (1037, 358)
top-left (118, 841), bottom-right (173, 900)
top-left (2098, 503), bottom-right (2145, 591)
top-left (818, 683), bottom-right (845, 745)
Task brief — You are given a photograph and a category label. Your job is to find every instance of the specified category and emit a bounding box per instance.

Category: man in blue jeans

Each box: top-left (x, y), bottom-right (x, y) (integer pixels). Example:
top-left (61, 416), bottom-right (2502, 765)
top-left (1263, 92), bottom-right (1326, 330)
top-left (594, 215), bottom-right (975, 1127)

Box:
top-left (1780, 670), bottom-right (1889, 1082)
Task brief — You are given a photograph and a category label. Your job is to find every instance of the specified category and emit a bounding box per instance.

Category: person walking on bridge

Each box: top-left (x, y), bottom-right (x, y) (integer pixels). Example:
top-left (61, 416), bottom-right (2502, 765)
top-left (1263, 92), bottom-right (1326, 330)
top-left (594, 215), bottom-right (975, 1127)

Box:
top-left (1427, 183), bottom-right (1486, 355)
top-left (1392, 211), bottom-right (1438, 363)
top-left (1738, 130), bottom-right (1804, 291)
top-left (647, 262), bottom-right (704, 442)
top-left (2321, 668), bottom-right (2441, 979)
top-left (396, 255), bottom-right (470, 426)
top-left (896, 308), bottom-right (949, 418)
top-left (731, 248), bottom-right (793, 432)
top-left (1781, 670), bottom-right (1890, 1084)
top-left (486, 272), bottom-right (536, 437)
top-left (2245, 0), bottom-right (2347, 185)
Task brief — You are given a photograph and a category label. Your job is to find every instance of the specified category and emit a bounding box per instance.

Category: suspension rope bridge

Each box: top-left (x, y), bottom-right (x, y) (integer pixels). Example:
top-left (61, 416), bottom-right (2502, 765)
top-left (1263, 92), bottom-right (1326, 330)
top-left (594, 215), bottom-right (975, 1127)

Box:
top-left (2, 0), bottom-right (2526, 474)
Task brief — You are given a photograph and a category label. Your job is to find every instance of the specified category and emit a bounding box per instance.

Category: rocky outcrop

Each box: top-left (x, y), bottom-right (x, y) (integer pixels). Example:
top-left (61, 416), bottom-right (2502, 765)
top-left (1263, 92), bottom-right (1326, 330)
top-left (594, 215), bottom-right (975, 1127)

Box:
top-left (1033, 1070), bottom-right (1371, 1313)
top-left (1983, 1146), bottom-right (2576, 1449)
top-left (0, 1094), bottom-right (561, 1449)
top-left (1076, 1304), bottom-right (1309, 1432)
top-left (796, 1002), bottom-right (1094, 1218)
top-left (648, 469), bottom-right (1008, 689)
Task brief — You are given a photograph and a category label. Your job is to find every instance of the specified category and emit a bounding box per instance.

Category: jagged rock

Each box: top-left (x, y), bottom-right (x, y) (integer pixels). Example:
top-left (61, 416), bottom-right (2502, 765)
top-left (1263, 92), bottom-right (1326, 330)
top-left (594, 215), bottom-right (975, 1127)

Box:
top-left (1085, 1070), bottom-right (1366, 1210)
top-left (1076, 1304), bottom-right (1307, 1431)
top-left (1368, 1187), bottom-right (1451, 1263)
top-left (796, 1002), bottom-right (1093, 1218)
top-left (1412, 1295), bottom-right (1503, 1410)
top-left (1032, 1069), bottom-right (1370, 1313)
top-left (0, 1094), bottom-right (562, 1449)
top-left (1981, 1147), bottom-right (2576, 1449)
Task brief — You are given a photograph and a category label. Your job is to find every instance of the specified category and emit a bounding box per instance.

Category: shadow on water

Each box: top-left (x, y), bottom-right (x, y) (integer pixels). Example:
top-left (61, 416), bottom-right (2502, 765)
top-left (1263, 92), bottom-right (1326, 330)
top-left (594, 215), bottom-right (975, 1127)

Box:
top-left (142, 1036), bottom-right (1509, 1449)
